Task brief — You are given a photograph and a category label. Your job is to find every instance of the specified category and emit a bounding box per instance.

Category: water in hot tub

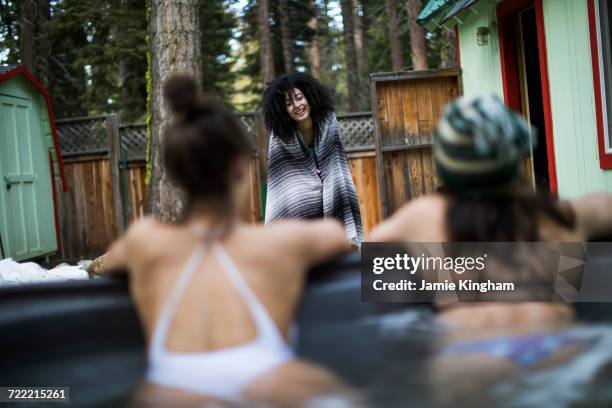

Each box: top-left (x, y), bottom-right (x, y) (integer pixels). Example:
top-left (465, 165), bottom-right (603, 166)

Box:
top-left (297, 307), bottom-right (612, 408)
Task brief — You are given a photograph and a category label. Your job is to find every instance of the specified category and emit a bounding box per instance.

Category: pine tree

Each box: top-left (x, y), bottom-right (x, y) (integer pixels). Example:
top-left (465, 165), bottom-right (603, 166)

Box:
top-left (200, 0), bottom-right (237, 103)
top-left (307, 0), bottom-right (321, 78)
top-left (278, 0), bottom-right (294, 73)
top-left (0, 0), bottom-right (20, 64)
top-left (258, 0), bottom-right (275, 83)
top-left (386, 0), bottom-right (404, 71)
top-left (340, 0), bottom-right (361, 111)
top-left (406, 0), bottom-right (428, 70)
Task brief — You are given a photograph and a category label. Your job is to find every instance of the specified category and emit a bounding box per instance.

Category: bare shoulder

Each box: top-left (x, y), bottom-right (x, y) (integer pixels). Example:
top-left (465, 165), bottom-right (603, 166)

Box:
top-left (123, 217), bottom-right (168, 247)
top-left (397, 194), bottom-right (447, 220)
top-left (126, 216), bottom-right (161, 238)
top-left (122, 216), bottom-right (176, 257)
top-left (368, 194), bottom-right (447, 242)
top-left (104, 217), bottom-right (165, 273)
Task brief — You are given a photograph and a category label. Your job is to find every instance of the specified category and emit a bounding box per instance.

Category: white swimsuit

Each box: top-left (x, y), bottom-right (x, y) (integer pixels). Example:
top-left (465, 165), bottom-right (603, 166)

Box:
top-left (146, 243), bottom-right (294, 401)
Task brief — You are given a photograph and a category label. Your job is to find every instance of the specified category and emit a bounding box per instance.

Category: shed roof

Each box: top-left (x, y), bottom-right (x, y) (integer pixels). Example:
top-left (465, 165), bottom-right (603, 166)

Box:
top-left (0, 65), bottom-right (67, 191)
top-left (440, 0), bottom-right (479, 25)
top-left (418, 0), bottom-right (453, 23)
top-left (418, 0), bottom-right (481, 31)
top-left (417, 0), bottom-right (455, 31)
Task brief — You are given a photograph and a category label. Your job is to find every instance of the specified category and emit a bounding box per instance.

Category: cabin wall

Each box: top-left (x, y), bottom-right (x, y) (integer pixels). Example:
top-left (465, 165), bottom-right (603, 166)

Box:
top-left (541, 0), bottom-right (612, 197)
top-left (458, 0), bottom-right (612, 197)
top-left (456, 0), bottom-right (504, 99)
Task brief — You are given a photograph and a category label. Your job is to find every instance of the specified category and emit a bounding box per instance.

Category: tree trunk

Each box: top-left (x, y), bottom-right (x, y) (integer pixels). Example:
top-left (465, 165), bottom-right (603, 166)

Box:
top-left (353, 0), bottom-right (365, 74)
top-left (20, 0), bottom-right (37, 75)
top-left (340, 0), bottom-right (361, 112)
top-left (386, 0), bottom-right (404, 71)
top-left (19, 0), bottom-right (49, 82)
top-left (406, 0), bottom-right (429, 70)
top-left (278, 0), bottom-right (294, 73)
top-left (307, 1), bottom-right (321, 78)
top-left (361, 0), bottom-right (371, 50)
top-left (149, 0), bottom-right (201, 223)
top-left (258, 0), bottom-right (275, 83)
top-left (441, 28), bottom-right (458, 68)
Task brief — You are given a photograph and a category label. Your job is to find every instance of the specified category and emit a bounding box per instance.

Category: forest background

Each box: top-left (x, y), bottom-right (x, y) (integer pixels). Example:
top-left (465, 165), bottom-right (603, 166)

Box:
top-left (0, 0), bottom-right (457, 122)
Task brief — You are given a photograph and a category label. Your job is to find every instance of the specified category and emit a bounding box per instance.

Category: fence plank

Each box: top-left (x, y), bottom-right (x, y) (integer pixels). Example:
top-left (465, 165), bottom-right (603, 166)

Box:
top-left (348, 153), bottom-right (382, 232)
top-left (107, 114), bottom-right (125, 233)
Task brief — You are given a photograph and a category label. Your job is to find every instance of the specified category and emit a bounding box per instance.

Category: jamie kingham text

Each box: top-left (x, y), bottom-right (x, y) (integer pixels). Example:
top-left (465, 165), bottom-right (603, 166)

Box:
top-left (372, 254), bottom-right (488, 275)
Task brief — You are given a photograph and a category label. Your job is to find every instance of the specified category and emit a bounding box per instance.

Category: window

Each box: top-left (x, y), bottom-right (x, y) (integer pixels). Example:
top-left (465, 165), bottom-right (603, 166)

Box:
top-left (587, 0), bottom-right (612, 169)
top-left (590, 0), bottom-right (612, 167)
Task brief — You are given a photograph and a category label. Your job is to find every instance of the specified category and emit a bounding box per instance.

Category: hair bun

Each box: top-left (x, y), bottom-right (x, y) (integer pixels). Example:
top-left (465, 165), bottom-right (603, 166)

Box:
top-left (164, 74), bottom-right (200, 116)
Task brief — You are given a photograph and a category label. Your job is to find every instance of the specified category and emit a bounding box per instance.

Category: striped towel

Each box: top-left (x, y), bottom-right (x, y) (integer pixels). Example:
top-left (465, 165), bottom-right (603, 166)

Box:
top-left (265, 113), bottom-right (363, 244)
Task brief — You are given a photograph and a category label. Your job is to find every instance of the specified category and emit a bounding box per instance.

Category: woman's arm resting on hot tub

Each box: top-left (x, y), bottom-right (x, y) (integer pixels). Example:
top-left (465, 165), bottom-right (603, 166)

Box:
top-left (299, 219), bottom-right (353, 264)
top-left (568, 193), bottom-right (612, 240)
top-left (270, 219), bottom-right (352, 266)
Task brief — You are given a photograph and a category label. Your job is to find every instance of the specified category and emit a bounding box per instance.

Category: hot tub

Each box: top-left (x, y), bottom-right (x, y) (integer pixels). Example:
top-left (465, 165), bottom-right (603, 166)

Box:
top-left (1, 252), bottom-right (612, 407)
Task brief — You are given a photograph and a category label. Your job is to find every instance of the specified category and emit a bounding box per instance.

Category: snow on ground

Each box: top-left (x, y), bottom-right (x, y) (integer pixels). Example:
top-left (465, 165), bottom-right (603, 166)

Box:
top-left (0, 258), bottom-right (90, 286)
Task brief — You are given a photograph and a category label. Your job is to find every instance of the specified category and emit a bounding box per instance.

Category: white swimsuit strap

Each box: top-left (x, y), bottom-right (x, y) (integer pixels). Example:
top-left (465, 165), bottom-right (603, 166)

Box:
top-left (149, 245), bottom-right (208, 358)
top-left (212, 244), bottom-right (287, 345)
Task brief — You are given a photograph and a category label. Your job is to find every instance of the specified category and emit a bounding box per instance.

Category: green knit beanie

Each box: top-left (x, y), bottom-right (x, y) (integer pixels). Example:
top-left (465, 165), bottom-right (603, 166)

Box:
top-left (434, 94), bottom-right (534, 191)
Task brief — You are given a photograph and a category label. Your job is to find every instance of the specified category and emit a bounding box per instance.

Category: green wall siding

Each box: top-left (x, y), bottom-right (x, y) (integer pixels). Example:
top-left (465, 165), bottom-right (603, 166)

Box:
top-left (457, 1), bottom-right (504, 98)
top-left (542, 0), bottom-right (612, 197)
top-left (458, 0), bottom-right (611, 197)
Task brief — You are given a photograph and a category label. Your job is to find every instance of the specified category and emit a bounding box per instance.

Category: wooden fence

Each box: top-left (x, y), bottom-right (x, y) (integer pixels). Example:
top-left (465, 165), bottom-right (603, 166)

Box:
top-left (56, 115), bottom-right (121, 260)
top-left (55, 111), bottom-right (379, 260)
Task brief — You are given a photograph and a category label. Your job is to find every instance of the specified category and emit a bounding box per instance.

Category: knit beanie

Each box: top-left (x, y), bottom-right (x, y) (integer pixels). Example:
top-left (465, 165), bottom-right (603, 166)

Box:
top-left (434, 94), bottom-right (533, 191)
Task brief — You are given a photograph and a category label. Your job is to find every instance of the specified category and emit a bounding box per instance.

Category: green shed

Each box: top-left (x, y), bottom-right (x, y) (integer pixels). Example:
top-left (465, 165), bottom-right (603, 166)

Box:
top-left (419, 0), bottom-right (612, 198)
top-left (0, 65), bottom-right (66, 261)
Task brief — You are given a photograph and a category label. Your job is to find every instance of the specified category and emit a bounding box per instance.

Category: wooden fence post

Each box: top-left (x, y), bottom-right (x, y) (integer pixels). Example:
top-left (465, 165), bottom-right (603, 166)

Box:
top-left (106, 114), bottom-right (125, 233)
top-left (369, 77), bottom-right (389, 219)
top-left (255, 112), bottom-right (269, 220)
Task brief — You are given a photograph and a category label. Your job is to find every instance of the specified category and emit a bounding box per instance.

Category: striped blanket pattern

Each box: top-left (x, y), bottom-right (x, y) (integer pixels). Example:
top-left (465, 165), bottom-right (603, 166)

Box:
top-left (264, 113), bottom-right (363, 243)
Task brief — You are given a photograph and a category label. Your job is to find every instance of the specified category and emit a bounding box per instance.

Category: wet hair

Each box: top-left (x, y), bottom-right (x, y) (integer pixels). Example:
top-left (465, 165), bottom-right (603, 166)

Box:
top-left (442, 180), bottom-right (576, 241)
top-left (262, 73), bottom-right (335, 143)
top-left (163, 74), bottom-right (252, 214)
top-left (440, 181), bottom-right (576, 302)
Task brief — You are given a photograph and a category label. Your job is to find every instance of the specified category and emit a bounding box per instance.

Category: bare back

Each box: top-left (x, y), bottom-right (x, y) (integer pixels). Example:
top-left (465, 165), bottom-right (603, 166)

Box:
top-left (110, 218), bottom-right (349, 354)
top-left (368, 192), bottom-right (612, 243)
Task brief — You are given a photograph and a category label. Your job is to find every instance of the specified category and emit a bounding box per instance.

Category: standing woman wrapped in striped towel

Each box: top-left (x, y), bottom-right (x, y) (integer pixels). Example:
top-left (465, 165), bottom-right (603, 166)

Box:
top-left (262, 73), bottom-right (363, 245)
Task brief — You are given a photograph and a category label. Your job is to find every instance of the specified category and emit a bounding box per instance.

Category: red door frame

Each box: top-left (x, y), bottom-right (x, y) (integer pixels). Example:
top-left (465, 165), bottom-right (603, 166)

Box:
top-left (497, 0), bottom-right (558, 196)
top-left (587, 0), bottom-right (612, 169)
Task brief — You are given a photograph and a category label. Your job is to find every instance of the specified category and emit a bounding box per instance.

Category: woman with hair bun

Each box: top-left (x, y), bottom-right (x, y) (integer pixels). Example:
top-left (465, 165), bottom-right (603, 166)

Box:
top-left (103, 74), bottom-right (360, 407)
top-left (263, 73), bottom-right (363, 246)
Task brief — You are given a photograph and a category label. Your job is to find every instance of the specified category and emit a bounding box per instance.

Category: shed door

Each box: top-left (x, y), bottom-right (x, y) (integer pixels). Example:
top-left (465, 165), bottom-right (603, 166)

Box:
top-left (0, 95), bottom-right (55, 261)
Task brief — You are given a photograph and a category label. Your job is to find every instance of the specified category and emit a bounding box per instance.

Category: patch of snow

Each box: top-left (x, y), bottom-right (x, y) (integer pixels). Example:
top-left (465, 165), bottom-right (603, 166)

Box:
top-left (0, 258), bottom-right (89, 286)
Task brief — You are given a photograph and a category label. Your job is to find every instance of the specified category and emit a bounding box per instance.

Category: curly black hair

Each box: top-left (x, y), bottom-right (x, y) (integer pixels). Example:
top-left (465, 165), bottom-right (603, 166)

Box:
top-left (262, 73), bottom-right (335, 143)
